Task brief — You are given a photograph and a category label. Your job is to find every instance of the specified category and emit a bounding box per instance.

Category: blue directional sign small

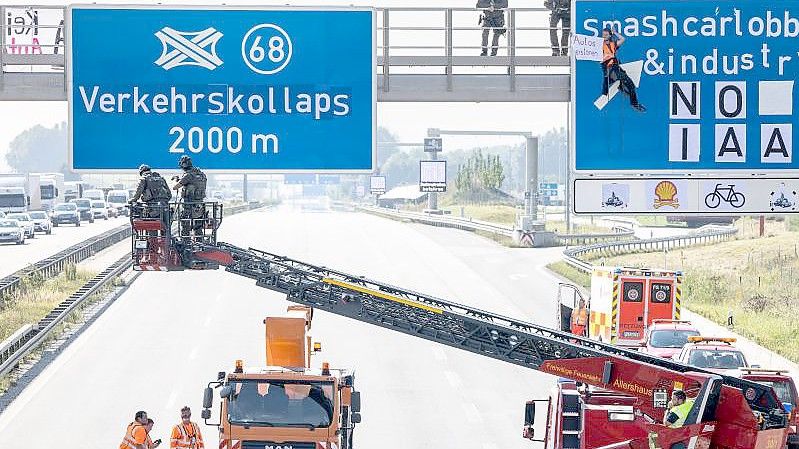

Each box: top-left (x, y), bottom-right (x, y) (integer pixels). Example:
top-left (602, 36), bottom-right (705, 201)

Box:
top-left (68, 6), bottom-right (375, 172)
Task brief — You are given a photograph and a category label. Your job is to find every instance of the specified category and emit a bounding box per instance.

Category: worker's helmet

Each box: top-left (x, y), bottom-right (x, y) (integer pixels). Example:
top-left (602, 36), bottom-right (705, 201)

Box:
top-left (178, 155), bottom-right (193, 169)
top-left (138, 164), bottom-right (151, 176)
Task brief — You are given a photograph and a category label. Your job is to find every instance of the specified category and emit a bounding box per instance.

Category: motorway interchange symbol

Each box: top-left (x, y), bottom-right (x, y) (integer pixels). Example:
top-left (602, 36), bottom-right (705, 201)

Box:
top-left (154, 27), bottom-right (224, 70)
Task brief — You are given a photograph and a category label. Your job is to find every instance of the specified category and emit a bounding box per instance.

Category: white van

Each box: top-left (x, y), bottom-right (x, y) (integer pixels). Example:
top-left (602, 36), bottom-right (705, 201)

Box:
top-left (106, 190), bottom-right (130, 216)
top-left (83, 189), bottom-right (105, 201)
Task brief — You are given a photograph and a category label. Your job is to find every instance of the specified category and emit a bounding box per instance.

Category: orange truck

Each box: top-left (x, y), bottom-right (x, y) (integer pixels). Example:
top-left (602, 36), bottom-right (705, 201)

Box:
top-left (201, 306), bottom-right (361, 449)
top-left (558, 267), bottom-right (682, 347)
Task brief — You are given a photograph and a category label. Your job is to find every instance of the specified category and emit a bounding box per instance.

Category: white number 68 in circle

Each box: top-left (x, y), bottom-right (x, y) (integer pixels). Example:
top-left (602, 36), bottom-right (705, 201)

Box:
top-left (242, 23), bottom-right (293, 75)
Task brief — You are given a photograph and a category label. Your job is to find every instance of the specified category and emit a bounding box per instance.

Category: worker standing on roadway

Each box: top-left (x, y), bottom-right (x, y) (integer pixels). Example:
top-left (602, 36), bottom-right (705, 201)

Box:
top-left (170, 406), bottom-right (205, 449)
top-left (601, 27), bottom-right (645, 112)
top-left (172, 155), bottom-right (208, 240)
top-left (146, 418), bottom-right (162, 449)
top-left (130, 164), bottom-right (172, 224)
top-left (570, 298), bottom-right (588, 337)
top-left (664, 390), bottom-right (695, 428)
top-left (120, 411), bottom-right (150, 449)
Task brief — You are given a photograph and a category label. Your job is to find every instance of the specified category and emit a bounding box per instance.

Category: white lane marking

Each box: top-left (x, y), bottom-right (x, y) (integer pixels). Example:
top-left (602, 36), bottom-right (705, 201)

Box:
top-left (431, 347), bottom-right (447, 362)
top-left (189, 346), bottom-right (199, 360)
top-left (508, 273), bottom-right (529, 281)
top-left (462, 402), bottom-right (483, 424)
top-left (166, 390), bottom-right (179, 408)
top-left (203, 314), bottom-right (213, 327)
top-left (444, 370), bottom-right (462, 389)
top-left (483, 443), bottom-right (499, 449)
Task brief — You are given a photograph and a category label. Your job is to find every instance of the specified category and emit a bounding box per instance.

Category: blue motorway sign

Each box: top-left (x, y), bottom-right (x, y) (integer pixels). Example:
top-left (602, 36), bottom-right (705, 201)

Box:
top-left (68, 6), bottom-right (375, 172)
top-left (574, 0), bottom-right (799, 173)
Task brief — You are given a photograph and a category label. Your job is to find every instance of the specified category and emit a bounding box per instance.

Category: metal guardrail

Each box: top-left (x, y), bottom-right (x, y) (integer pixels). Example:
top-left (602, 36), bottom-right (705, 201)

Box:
top-left (555, 228), bottom-right (634, 245)
top-left (0, 201), bottom-right (257, 301)
top-left (563, 225), bottom-right (739, 272)
top-left (359, 205), bottom-right (516, 236)
top-left (0, 224), bottom-right (131, 300)
top-left (1, 6), bottom-right (572, 102)
top-left (0, 253), bottom-right (132, 378)
top-left (358, 205), bottom-right (636, 245)
top-left (0, 200), bottom-right (262, 380)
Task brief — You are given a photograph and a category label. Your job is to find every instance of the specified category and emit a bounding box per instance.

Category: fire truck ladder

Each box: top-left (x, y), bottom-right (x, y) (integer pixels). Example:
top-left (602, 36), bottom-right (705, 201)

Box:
top-left (216, 243), bottom-right (786, 428)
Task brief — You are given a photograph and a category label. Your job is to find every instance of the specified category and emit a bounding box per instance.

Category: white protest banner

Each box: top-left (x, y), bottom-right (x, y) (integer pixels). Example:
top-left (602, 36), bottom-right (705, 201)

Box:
top-left (571, 34), bottom-right (604, 61)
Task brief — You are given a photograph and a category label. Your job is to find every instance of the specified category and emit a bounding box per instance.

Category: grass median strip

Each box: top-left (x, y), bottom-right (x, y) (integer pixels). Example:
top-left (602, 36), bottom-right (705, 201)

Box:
top-left (0, 262), bottom-right (124, 393)
top-left (0, 264), bottom-right (95, 342)
top-left (548, 218), bottom-right (799, 364)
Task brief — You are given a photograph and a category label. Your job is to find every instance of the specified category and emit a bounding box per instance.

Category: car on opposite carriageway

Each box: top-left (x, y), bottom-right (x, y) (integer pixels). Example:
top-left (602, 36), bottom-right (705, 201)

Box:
top-left (70, 198), bottom-right (95, 223)
top-left (91, 200), bottom-right (109, 220)
top-left (28, 210), bottom-right (52, 235)
top-left (0, 218), bottom-right (25, 244)
top-left (7, 212), bottom-right (35, 239)
top-left (51, 202), bottom-right (81, 227)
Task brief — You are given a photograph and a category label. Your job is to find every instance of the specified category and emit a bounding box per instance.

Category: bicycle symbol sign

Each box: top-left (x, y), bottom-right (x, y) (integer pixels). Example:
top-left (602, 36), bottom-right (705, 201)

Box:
top-left (704, 184), bottom-right (746, 209)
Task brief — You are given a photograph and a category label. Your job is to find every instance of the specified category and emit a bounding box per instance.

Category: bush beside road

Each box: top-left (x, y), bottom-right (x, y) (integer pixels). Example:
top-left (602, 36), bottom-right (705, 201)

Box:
top-left (549, 217), bottom-right (799, 364)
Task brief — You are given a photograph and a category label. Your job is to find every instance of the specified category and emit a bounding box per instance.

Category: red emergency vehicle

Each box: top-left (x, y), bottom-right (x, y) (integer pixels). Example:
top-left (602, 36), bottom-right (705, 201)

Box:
top-left (558, 267), bottom-right (682, 347)
top-left (740, 368), bottom-right (799, 449)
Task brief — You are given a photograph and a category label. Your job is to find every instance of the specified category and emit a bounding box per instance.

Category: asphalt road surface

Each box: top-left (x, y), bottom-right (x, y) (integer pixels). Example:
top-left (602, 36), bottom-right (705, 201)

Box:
top-left (0, 207), bottom-right (569, 449)
top-left (0, 215), bottom-right (126, 278)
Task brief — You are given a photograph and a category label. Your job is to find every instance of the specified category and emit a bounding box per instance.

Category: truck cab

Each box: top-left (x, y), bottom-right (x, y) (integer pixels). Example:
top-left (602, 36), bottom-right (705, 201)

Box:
top-left (740, 368), bottom-right (799, 449)
top-left (202, 306), bottom-right (361, 449)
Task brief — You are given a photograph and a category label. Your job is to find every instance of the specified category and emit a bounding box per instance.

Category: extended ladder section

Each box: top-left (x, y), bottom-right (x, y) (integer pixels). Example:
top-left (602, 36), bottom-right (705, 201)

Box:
top-left (215, 242), bottom-right (786, 428)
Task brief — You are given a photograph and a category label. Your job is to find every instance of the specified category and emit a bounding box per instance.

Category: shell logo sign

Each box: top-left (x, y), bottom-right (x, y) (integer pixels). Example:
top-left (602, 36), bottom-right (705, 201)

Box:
top-left (653, 181), bottom-right (679, 209)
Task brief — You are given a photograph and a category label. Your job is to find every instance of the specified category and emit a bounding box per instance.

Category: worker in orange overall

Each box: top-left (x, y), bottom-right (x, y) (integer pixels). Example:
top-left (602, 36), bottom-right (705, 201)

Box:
top-left (120, 411), bottom-right (150, 449)
top-left (170, 406), bottom-right (205, 449)
top-left (145, 419), bottom-right (162, 449)
top-left (570, 298), bottom-right (588, 337)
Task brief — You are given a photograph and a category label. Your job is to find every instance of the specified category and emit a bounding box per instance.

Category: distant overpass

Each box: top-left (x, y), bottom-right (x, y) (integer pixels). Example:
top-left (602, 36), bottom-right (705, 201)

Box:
top-left (0, 6), bottom-right (569, 102)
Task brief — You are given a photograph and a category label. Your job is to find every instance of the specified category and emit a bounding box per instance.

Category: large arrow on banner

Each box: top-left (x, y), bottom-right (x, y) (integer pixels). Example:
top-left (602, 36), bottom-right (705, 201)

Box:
top-left (594, 60), bottom-right (643, 110)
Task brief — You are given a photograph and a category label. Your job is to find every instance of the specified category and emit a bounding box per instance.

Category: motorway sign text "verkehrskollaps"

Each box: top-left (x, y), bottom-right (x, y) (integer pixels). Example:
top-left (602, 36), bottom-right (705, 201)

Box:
top-left (573, 0), bottom-right (799, 173)
top-left (68, 6), bottom-right (375, 172)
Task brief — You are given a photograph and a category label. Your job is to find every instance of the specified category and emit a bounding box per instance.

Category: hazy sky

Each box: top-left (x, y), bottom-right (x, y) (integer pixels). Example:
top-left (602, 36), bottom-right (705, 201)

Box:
top-left (0, 0), bottom-right (568, 172)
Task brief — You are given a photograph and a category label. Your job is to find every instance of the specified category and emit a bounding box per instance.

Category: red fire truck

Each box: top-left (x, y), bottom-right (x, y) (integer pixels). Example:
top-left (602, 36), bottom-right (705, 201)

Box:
top-left (130, 203), bottom-right (791, 449)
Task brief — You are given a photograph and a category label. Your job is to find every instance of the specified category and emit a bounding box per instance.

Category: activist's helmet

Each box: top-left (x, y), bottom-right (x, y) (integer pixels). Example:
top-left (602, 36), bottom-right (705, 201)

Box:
top-left (178, 155), bottom-right (193, 169)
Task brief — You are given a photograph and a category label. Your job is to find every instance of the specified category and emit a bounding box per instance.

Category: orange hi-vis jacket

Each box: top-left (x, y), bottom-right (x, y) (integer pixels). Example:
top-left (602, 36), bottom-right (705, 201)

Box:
top-left (571, 307), bottom-right (588, 327)
top-left (602, 40), bottom-right (618, 65)
top-left (120, 422), bottom-right (148, 449)
top-left (170, 422), bottom-right (204, 449)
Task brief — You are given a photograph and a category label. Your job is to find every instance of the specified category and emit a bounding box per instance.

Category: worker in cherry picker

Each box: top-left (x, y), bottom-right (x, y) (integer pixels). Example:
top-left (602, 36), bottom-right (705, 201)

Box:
top-left (171, 155), bottom-right (207, 240)
top-left (129, 164), bottom-right (172, 225)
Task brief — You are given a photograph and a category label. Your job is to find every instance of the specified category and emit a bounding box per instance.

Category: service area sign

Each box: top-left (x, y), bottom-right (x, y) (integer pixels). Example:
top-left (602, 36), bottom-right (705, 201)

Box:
top-left (67, 6), bottom-right (376, 172)
top-left (572, 0), bottom-right (799, 214)
top-left (369, 175), bottom-right (386, 195)
top-left (419, 160), bottom-right (446, 192)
